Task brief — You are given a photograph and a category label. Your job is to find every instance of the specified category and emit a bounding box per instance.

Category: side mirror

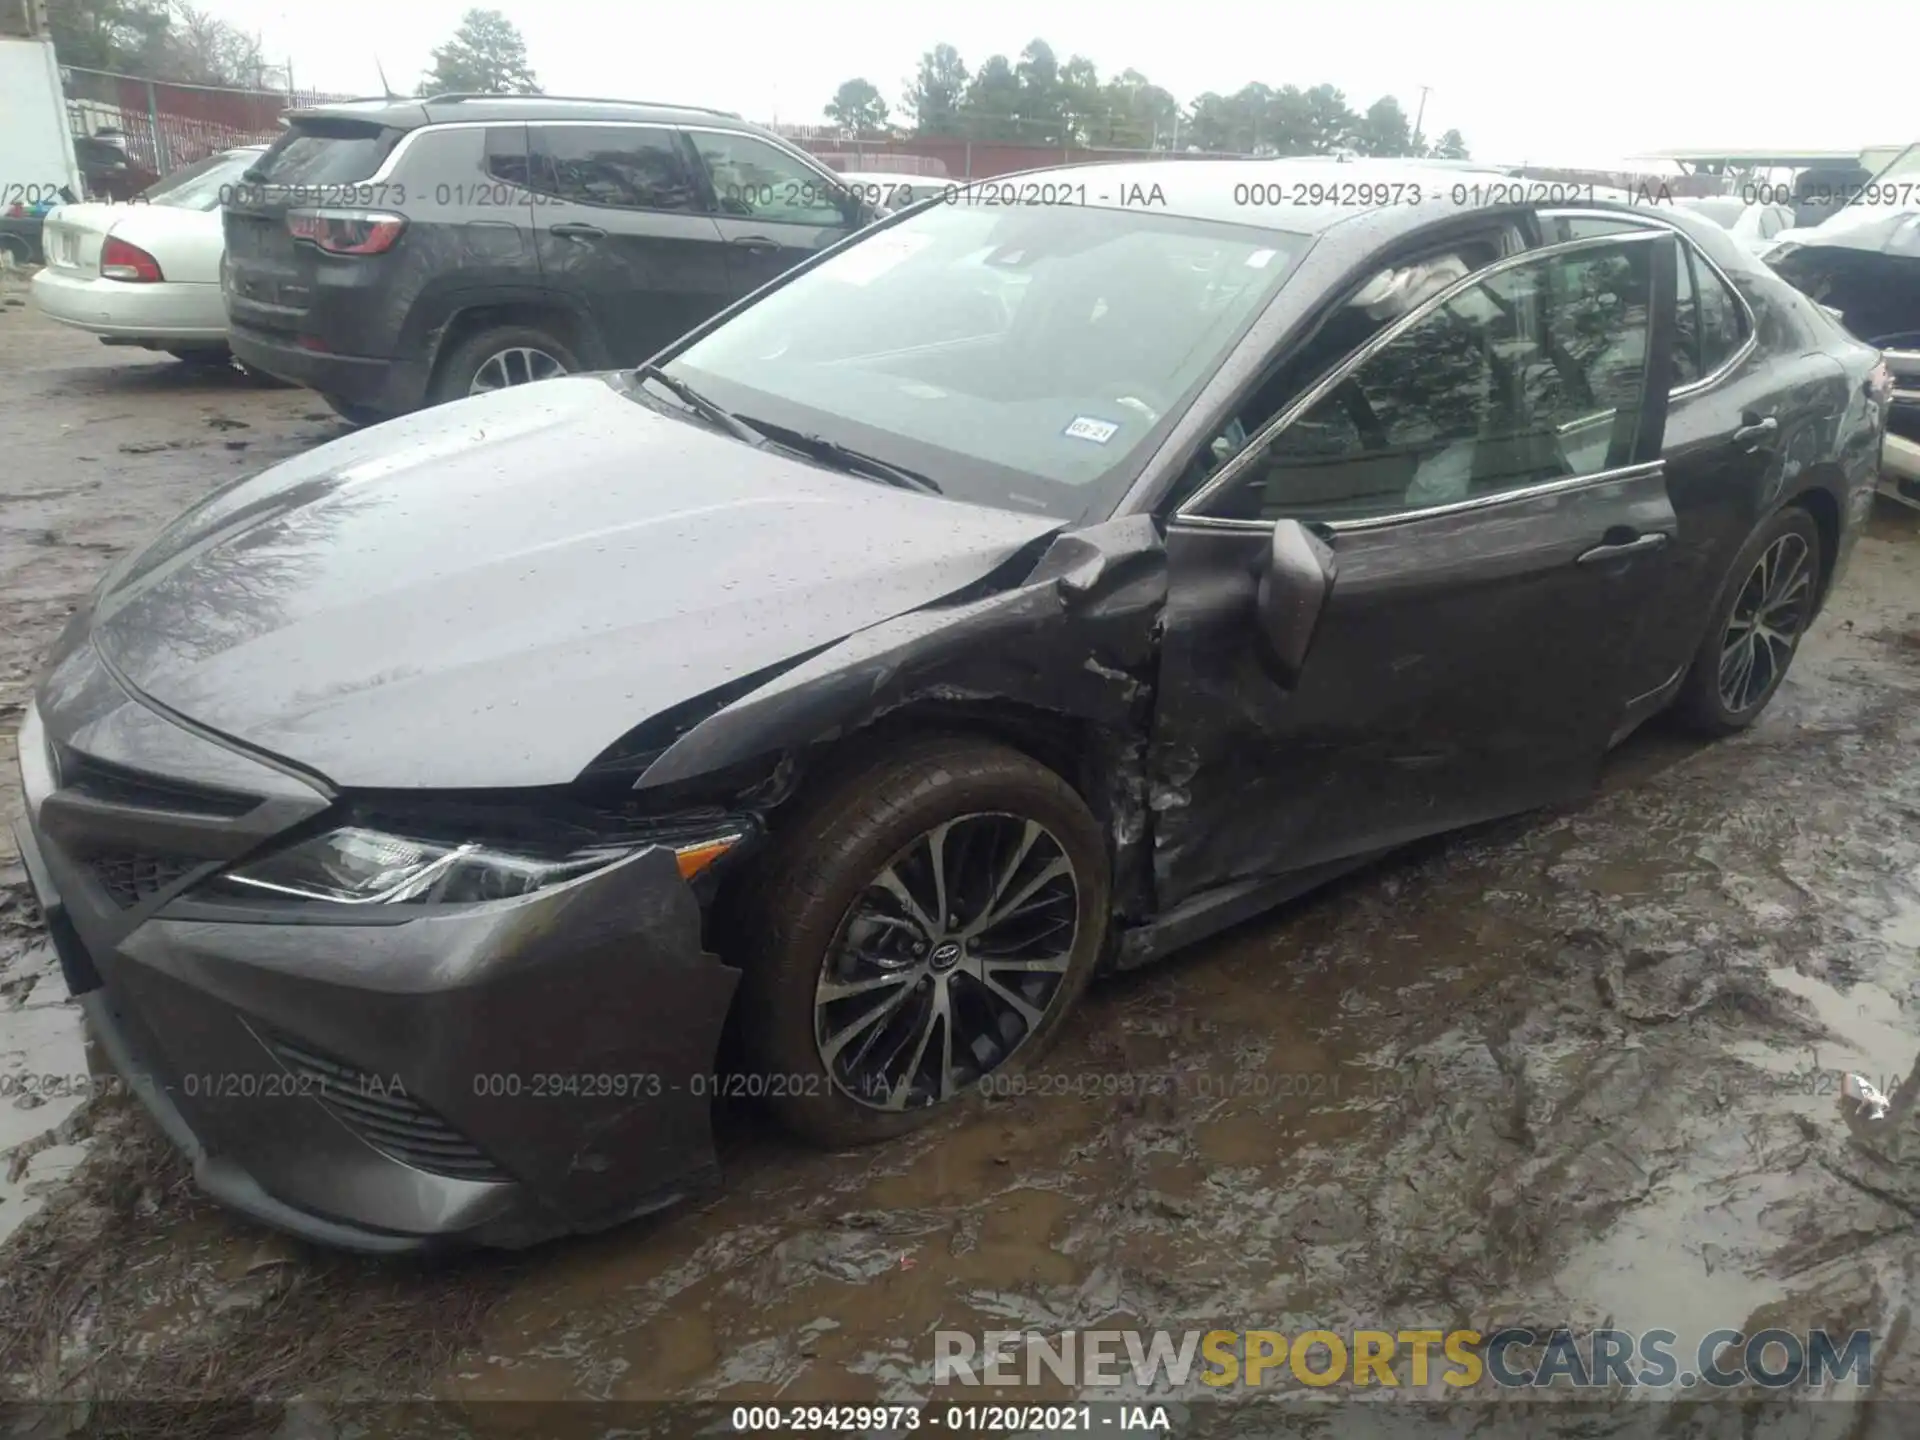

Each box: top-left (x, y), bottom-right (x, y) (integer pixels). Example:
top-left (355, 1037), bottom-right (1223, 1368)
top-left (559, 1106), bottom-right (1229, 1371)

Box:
top-left (1255, 519), bottom-right (1337, 688)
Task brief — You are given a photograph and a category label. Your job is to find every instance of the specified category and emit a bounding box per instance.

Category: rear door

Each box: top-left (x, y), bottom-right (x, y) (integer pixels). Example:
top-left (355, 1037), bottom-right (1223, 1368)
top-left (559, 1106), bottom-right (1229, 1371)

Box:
top-left (681, 128), bottom-right (862, 295)
top-left (526, 122), bottom-right (732, 365)
top-left (1545, 214), bottom-right (1848, 704)
top-left (1151, 232), bottom-right (1680, 907)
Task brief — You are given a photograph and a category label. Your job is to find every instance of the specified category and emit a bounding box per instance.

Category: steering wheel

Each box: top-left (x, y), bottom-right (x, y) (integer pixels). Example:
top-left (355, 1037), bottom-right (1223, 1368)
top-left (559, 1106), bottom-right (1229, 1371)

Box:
top-left (1332, 378), bottom-right (1390, 452)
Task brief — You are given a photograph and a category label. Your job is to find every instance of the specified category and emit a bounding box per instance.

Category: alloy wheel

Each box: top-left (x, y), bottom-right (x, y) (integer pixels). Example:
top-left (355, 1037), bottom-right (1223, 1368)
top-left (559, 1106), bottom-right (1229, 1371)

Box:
top-left (468, 346), bottom-right (566, 395)
top-left (814, 812), bottom-right (1080, 1111)
top-left (1718, 531), bottom-right (1813, 713)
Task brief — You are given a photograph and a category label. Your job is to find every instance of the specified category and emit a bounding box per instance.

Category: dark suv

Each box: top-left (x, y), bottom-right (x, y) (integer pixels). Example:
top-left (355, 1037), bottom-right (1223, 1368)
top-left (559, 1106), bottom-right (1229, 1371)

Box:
top-left (222, 95), bottom-right (876, 423)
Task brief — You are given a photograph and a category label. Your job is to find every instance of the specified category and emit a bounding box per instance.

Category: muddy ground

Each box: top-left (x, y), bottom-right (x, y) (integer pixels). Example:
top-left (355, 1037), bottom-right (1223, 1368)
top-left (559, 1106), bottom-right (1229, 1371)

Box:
top-left (1, 267), bottom-right (1918, 1439)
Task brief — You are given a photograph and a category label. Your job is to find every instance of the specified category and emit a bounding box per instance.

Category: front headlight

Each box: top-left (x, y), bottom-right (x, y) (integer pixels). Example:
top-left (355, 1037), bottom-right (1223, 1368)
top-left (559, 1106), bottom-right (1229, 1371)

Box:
top-left (206, 825), bottom-right (740, 906)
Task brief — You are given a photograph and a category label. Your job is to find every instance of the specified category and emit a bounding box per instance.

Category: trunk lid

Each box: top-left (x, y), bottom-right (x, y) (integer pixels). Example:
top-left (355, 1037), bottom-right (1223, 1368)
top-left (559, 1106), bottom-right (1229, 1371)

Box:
top-left (223, 114), bottom-right (414, 333)
top-left (41, 203), bottom-right (118, 274)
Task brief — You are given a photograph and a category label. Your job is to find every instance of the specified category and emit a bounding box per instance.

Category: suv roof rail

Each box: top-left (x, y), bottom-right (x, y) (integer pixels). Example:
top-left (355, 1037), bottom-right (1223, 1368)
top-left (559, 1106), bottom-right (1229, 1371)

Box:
top-left (421, 93), bottom-right (743, 119)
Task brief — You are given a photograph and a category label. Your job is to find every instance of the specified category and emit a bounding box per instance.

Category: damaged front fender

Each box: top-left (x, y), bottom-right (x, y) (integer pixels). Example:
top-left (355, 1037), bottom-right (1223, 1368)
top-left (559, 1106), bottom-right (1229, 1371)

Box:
top-left (633, 516), bottom-right (1169, 923)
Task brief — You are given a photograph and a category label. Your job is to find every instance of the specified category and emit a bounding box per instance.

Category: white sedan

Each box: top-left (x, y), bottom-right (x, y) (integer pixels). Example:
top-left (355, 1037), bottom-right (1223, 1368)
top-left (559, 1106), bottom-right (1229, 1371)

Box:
top-left (31, 145), bottom-right (264, 364)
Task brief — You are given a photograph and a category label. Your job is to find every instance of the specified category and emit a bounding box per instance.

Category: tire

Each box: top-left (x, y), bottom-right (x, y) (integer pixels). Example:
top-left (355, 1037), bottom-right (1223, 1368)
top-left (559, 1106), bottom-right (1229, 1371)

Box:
top-left (735, 735), bottom-right (1111, 1148)
top-left (1671, 505), bottom-right (1823, 735)
top-left (428, 323), bottom-right (579, 406)
top-left (0, 236), bottom-right (29, 266)
top-left (321, 394), bottom-right (390, 427)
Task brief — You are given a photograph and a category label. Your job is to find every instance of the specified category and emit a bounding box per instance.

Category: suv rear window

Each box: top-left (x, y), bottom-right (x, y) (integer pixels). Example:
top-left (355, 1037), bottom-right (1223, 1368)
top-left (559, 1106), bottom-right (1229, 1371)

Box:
top-left (252, 119), bottom-right (405, 185)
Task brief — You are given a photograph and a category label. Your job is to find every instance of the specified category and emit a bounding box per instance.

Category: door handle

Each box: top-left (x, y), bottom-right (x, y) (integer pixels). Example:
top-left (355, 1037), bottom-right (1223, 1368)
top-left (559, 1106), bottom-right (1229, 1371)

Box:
top-left (1733, 415), bottom-right (1779, 448)
top-left (1578, 532), bottom-right (1670, 565)
top-left (730, 235), bottom-right (780, 253)
top-left (549, 222), bottom-right (606, 240)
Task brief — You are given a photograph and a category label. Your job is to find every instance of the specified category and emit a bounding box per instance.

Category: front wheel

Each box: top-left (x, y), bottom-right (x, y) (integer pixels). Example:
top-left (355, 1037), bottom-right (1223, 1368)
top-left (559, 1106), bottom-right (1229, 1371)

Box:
top-left (1672, 506), bottom-right (1823, 735)
top-left (736, 737), bottom-right (1111, 1147)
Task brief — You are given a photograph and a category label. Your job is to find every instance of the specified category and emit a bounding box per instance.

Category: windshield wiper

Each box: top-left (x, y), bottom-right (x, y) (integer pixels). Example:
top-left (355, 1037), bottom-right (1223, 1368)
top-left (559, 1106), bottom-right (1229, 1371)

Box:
top-left (742, 417), bottom-right (943, 495)
top-left (635, 364), bottom-right (766, 446)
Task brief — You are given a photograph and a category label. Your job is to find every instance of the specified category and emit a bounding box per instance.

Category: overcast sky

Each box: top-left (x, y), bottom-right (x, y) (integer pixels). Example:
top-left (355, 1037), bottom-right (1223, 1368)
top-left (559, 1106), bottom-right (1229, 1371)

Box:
top-left (216, 0), bottom-right (1917, 166)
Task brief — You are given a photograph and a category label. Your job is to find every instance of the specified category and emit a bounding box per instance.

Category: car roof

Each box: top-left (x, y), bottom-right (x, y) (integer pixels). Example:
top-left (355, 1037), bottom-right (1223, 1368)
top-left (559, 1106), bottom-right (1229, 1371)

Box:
top-left (980, 158), bottom-right (1538, 235)
top-left (286, 94), bottom-right (754, 131)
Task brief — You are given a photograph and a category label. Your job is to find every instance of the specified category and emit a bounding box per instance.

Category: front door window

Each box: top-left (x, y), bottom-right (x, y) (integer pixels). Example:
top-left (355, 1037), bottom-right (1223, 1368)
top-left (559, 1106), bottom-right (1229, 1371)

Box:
top-left (1194, 237), bottom-right (1660, 525)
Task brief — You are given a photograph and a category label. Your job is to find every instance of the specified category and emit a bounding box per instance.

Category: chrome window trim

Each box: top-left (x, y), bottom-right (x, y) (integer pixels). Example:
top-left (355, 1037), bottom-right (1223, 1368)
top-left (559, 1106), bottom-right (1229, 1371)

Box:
top-left (1537, 207), bottom-right (1759, 397)
top-left (348, 117), bottom-right (848, 221)
top-left (1171, 458), bottom-right (1667, 536)
top-left (353, 118), bottom-right (841, 192)
top-left (680, 124), bottom-right (856, 199)
top-left (1176, 228), bottom-right (1665, 522)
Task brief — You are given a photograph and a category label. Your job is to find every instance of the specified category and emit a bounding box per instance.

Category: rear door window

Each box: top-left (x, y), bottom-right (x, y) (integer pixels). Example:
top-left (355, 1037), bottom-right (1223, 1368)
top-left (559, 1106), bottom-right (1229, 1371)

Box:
top-left (252, 119), bottom-right (404, 185)
top-left (484, 125), bottom-right (530, 186)
top-left (528, 125), bottom-right (701, 212)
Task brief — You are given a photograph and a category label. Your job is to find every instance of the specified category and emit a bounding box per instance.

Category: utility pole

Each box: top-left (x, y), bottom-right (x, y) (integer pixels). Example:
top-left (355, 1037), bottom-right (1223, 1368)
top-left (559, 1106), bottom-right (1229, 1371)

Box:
top-left (1411, 84), bottom-right (1432, 154)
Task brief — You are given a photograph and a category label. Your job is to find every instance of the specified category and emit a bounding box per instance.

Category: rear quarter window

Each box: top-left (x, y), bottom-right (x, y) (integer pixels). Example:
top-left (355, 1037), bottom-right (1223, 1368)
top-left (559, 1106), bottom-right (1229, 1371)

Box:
top-left (253, 120), bottom-right (406, 185)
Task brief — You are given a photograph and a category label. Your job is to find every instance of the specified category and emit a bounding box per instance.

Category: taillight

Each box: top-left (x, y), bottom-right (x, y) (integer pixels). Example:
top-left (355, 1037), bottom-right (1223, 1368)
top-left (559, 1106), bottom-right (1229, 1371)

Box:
top-left (100, 235), bottom-right (163, 282)
top-left (287, 208), bottom-right (405, 255)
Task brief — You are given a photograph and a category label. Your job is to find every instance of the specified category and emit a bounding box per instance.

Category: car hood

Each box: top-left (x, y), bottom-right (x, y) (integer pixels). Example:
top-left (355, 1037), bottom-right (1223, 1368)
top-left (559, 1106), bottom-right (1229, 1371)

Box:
top-left (87, 375), bottom-right (1063, 789)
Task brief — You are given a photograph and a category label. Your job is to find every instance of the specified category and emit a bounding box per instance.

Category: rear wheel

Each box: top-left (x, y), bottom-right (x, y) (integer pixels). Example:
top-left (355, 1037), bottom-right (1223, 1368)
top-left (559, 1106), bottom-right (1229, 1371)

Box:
top-left (0, 235), bottom-right (30, 266)
top-left (429, 323), bottom-right (579, 405)
top-left (736, 736), bottom-right (1110, 1147)
top-left (1672, 506), bottom-right (1823, 735)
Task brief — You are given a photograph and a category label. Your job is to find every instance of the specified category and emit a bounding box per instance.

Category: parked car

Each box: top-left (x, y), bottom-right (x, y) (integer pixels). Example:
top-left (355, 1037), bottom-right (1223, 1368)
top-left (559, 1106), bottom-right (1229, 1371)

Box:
top-left (222, 94), bottom-right (877, 425)
top-left (31, 145), bottom-right (266, 363)
top-left (0, 203), bottom-right (59, 265)
top-left (15, 160), bottom-right (1883, 1252)
top-left (74, 132), bottom-right (159, 202)
top-left (1764, 141), bottom-right (1920, 509)
top-left (1672, 195), bottom-right (1796, 256)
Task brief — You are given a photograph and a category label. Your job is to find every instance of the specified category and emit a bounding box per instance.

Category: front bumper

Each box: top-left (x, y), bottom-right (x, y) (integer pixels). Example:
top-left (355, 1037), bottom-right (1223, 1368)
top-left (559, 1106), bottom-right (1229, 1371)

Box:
top-left (15, 635), bottom-right (740, 1253)
top-left (31, 267), bottom-right (227, 342)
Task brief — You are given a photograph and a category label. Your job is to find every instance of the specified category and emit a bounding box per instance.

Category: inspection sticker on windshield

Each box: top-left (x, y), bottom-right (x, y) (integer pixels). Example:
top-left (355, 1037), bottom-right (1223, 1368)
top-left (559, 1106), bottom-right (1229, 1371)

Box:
top-left (1064, 415), bottom-right (1121, 444)
top-left (1245, 248), bottom-right (1277, 268)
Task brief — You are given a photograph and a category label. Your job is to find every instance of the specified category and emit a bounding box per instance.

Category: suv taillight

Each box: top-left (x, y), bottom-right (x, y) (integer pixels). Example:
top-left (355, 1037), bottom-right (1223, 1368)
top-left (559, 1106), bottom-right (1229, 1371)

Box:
top-left (287, 208), bottom-right (405, 255)
top-left (100, 235), bottom-right (163, 282)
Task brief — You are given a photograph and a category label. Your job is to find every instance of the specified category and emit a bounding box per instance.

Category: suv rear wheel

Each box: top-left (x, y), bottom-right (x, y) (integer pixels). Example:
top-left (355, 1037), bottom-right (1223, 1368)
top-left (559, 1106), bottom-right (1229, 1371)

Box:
top-left (430, 323), bottom-right (581, 405)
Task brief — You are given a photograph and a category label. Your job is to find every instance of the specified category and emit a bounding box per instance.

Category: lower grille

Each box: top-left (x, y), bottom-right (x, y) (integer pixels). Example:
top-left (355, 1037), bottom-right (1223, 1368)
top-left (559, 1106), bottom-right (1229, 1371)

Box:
top-left (260, 1034), bottom-right (512, 1184)
top-left (85, 850), bottom-right (200, 909)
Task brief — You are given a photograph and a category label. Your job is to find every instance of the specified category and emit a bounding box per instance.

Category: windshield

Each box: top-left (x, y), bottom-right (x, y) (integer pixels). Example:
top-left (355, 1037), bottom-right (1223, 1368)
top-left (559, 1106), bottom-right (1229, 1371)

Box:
top-left (665, 201), bottom-right (1309, 522)
top-left (141, 150), bottom-right (261, 210)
